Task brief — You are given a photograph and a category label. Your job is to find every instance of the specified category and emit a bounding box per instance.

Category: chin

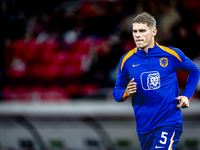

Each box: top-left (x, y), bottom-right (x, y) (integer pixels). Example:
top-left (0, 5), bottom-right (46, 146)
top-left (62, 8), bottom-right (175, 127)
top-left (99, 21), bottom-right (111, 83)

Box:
top-left (136, 43), bottom-right (147, 49)
top-left (137, 45), bottom-right (145, 49)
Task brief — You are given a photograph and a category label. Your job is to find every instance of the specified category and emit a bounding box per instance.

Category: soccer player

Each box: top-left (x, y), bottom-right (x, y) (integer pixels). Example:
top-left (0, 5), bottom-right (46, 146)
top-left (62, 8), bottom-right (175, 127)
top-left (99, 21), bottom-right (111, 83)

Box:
top-left (113, 12), bottom-right (200, 150)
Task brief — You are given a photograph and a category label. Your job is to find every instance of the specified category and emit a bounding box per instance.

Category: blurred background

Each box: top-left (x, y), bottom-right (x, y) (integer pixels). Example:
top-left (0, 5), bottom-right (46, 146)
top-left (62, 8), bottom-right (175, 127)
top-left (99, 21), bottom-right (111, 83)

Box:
top-left (0, 0), bottom-right (200, 149)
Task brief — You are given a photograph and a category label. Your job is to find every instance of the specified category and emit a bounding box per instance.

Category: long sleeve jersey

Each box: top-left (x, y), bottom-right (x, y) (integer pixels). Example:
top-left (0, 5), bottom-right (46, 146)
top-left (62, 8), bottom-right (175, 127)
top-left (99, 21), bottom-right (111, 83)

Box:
top-left (113, 42), bottom-right (200, 134)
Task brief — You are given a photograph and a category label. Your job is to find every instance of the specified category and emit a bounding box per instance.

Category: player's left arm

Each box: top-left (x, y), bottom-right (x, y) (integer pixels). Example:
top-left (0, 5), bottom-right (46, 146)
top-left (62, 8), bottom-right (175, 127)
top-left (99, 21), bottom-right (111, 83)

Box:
top-left (171, 47), bottom-right (200, 108)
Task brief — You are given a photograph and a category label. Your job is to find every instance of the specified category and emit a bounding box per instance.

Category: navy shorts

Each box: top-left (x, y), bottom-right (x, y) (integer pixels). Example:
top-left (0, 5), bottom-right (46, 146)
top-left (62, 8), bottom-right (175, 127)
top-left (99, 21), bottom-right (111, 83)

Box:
top-left (138, 125), bottom-right (182, 150)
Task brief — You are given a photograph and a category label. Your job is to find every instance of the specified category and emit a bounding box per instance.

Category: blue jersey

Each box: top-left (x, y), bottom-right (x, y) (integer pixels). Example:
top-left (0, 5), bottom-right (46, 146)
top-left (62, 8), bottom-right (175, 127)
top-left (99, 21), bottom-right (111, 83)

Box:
top-left (113, 42), bottom-right (200, 134)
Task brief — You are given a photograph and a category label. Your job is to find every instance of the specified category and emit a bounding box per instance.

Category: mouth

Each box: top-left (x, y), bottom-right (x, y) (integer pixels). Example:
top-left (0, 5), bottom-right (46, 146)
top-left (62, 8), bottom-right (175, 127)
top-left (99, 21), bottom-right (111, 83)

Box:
top-left (135, 39), bottom-right (143, 43)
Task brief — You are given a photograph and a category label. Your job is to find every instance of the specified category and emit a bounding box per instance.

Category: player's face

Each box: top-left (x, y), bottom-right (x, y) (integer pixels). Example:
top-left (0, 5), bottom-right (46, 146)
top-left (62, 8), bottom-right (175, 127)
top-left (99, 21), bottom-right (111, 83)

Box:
top-left (132, 23), bottom-right (157, 52)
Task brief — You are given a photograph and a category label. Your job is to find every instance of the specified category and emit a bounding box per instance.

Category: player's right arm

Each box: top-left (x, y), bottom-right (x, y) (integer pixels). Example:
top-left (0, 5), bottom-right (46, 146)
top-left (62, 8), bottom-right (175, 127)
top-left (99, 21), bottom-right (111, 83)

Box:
top-left (113, 57), bottom-right (136, 102)
top-left (126, 78), bottom-right (137, 96)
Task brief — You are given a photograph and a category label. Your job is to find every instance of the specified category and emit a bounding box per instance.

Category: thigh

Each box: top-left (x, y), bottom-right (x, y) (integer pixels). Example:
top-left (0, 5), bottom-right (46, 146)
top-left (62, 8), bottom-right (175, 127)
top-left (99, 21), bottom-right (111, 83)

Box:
top-left (151, 126), bottom-right (182, 150)
top-left (138, 130), bottom-right (156, 150)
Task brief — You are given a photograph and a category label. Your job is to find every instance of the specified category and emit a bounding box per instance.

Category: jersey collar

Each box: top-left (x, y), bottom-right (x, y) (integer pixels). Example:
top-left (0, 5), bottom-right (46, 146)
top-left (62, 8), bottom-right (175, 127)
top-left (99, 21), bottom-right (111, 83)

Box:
top-left (136, 42), bottom-right (159, 57)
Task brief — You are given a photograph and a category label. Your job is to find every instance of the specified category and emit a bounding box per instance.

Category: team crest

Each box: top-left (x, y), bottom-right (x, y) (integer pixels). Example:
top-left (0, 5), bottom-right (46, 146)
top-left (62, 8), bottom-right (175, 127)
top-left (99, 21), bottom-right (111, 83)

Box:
top-left (159, 57), bottom-right (168, 68)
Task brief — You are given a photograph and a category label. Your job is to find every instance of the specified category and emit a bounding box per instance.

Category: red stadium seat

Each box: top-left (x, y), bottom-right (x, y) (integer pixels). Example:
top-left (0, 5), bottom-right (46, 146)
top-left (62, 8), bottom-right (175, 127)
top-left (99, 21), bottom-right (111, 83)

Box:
top-left (64, 84), bottom-right (80, 97)
top-left (23, 39), bottom-right (43, 62)
top-left (80, 84), bottom-right (98, 97)
top-left (59, 65), bottom-right (82, 78)
top-left (29, 64), bottom-right (44, 79)
top-left (40, 88), bottom-right (70, 101)
top-left (11, 39), bottom-right (26, 59)
top-left (41, 40), bottom-right (59, 54)
top-left (41, 65), bottom-right (61, 79)
top-left (52, 51), bottom-right (70, 66)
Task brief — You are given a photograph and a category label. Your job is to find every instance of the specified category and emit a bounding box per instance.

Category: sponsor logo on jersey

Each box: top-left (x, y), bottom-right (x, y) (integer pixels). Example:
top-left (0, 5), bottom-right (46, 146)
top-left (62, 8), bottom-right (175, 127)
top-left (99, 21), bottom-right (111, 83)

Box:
top-left (159, 57), bottom-right (168, 68)
top-left (140, 71), bottom-right (160, 90)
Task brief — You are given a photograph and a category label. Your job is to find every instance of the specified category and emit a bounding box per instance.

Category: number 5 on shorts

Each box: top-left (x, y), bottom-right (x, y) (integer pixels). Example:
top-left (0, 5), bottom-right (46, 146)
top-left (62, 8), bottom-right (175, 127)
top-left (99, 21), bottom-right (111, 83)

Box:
top-left (159, 132), bottom-right (168, 144)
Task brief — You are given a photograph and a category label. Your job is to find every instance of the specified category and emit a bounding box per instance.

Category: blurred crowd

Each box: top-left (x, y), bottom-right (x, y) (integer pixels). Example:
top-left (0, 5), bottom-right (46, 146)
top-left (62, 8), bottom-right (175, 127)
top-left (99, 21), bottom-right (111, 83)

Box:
top-left (1, 0), bottom-right (200, 101)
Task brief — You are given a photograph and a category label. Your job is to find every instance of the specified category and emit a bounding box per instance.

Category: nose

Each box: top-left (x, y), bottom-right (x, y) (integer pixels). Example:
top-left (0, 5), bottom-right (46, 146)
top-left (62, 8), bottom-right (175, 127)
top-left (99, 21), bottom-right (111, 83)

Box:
top-left (136, 32), bottom-right (142, 38)
top-left (134, 31), bottom-right (140, 38)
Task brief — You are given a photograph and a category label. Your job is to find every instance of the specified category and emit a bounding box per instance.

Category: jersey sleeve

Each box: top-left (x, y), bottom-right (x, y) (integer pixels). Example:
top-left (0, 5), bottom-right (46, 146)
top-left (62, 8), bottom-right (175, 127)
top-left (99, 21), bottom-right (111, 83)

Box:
top-left (113, 56), bottom-right (130, 102)
top-left (171, 47), bottom-right (200, 99)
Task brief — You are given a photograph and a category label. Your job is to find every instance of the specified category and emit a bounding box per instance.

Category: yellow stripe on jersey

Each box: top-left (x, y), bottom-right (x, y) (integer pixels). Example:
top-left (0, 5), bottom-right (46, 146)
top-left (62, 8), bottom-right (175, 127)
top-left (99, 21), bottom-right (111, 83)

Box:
top-left (156, 43), bottom-right (182, 62)
top-left (123, 90), bottom-right (130, 100)
top-left (121, 48), bottom-right (137, 72)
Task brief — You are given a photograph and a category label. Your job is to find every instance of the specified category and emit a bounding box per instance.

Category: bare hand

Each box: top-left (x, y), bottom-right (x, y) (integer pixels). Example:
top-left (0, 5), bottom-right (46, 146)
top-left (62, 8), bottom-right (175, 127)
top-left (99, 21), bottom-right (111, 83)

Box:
top-left (176, 96), bottom-right (189, 109)
top-left (126, 78), bottom-right (137, 96)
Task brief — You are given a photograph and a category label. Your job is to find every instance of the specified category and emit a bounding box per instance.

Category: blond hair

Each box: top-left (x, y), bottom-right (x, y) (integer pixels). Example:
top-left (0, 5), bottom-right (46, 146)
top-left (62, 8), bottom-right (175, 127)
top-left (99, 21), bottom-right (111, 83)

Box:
top-left (133, 12), bottom-right (156, 28)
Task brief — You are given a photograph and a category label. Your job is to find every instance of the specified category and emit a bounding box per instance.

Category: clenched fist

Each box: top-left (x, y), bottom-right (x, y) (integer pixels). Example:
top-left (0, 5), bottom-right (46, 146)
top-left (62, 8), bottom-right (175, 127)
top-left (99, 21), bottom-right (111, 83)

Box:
top-left (126, 78), bottom-right (137, 96)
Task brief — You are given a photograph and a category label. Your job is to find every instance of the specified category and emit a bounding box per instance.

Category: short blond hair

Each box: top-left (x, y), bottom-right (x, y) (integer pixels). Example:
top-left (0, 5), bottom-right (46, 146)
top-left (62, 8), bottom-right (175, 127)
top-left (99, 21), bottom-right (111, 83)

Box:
top-left (133, 12), bottom-right (156, 28)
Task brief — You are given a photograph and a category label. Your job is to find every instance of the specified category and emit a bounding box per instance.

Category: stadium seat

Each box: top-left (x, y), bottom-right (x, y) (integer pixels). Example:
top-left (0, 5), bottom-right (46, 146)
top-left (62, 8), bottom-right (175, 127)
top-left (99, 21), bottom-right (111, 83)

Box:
top-left (23, 39), bottom-right (43, 62)
top-left (59, 65), bottom-right (82, 78)
top-left (52, 51), bottom-right (70, 66)
top-left (11, 39), bottom-right (27, 59)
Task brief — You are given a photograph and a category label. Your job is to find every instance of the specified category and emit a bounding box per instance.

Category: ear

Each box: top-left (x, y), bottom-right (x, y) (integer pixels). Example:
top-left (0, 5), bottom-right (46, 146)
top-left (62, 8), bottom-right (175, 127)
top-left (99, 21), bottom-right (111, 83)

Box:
top-left (152, 28), bottom-right (157, 37)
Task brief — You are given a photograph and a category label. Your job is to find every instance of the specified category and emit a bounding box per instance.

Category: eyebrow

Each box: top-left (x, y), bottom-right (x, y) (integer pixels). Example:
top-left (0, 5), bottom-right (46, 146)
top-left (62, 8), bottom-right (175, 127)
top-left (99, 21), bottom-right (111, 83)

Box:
top-left (133, 29), bottom-right (146, 32)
